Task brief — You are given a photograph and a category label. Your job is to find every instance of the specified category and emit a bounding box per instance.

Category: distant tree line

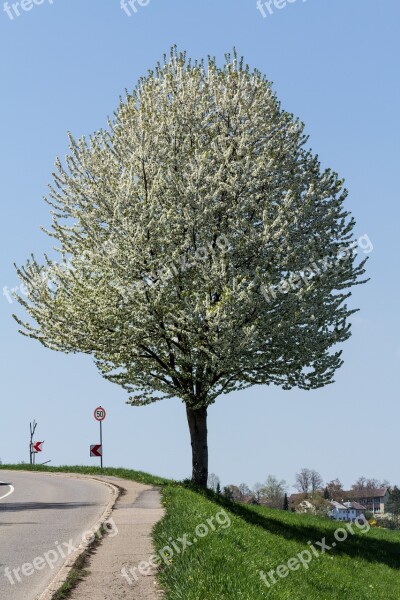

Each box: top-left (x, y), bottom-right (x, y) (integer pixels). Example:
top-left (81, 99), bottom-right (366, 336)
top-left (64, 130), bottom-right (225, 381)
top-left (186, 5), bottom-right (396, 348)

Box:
top-left (208, 472), bottom-right (289, 509)
top-left (208, 469), bottom-right (397, 516)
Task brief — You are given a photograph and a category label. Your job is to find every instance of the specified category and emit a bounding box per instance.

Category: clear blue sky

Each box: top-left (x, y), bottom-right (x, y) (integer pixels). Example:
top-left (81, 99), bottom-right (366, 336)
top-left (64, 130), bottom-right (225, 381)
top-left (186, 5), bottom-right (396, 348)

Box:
top-left (1, 0), bottom-right (399, 492)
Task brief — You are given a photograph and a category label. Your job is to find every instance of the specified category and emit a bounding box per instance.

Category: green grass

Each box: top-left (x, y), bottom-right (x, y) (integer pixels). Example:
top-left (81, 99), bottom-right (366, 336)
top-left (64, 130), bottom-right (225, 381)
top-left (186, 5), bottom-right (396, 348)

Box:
top-left (154, 485), bottom-right (400, 599)
top-left (2, 465), bottom-right (400, 599)
top-left (51, 562), bottom-right (90, 600)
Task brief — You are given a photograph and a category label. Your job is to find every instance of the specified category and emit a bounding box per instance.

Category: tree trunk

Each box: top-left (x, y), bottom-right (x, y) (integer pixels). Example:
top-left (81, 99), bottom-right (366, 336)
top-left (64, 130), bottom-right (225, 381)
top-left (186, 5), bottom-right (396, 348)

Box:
top-left (186, 405), bottom-right (208, 487)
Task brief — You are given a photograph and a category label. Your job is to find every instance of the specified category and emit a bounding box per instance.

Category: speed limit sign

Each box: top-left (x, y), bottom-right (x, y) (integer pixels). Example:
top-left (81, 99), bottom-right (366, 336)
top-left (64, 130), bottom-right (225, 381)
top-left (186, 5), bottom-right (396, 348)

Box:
top-left (94, 406), bottom-right (106, 421)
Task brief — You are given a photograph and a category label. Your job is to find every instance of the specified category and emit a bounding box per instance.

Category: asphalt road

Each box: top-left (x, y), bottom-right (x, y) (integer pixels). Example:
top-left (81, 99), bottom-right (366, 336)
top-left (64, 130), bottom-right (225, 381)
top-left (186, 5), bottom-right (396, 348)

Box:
top-left (0, 471), bottom-right (112, 600)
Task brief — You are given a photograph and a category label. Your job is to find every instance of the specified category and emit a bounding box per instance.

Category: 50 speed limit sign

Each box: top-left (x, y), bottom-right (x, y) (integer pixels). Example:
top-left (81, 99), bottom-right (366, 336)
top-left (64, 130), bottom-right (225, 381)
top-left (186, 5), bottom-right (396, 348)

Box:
top-left (94, 406), bottom-right (106, 421)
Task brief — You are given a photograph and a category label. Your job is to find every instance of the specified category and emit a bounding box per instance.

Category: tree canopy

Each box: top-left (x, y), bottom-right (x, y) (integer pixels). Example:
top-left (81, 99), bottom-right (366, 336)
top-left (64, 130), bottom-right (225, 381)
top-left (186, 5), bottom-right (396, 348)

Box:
top-left (14, 48), bottom-right (367, 484)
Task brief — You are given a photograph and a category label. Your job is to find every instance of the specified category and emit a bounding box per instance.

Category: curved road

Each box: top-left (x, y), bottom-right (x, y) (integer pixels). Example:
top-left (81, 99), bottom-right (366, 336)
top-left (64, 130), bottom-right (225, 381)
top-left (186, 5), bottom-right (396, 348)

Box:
top-left (0, 471), bottom-right (112, 600)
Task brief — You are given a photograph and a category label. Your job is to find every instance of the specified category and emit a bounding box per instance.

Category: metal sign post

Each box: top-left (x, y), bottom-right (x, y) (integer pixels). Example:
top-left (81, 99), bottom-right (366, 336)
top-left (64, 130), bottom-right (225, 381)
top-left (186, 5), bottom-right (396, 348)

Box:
top-left (93, 406), bottom-right (106, 469)
top-left (100, 419), bottom-right (103, 469)
top-left (29, 420), bottom-right (37, 465)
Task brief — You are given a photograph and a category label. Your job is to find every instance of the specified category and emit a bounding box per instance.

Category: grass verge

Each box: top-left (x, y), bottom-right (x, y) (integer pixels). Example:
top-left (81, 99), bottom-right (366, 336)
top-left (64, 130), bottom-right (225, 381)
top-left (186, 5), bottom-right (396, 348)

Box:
top-left (51, 554), bottom-right (90, 600)
top-left (0, 463), bottom-right (169, 486)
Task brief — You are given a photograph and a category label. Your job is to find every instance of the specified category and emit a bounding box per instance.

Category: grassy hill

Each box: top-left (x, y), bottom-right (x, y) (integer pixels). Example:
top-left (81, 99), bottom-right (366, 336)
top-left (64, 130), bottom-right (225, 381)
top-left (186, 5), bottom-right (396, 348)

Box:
top-left (2, 465), bottom-right (400, 599)
top-left (155, 485), bottom-right (400, 599)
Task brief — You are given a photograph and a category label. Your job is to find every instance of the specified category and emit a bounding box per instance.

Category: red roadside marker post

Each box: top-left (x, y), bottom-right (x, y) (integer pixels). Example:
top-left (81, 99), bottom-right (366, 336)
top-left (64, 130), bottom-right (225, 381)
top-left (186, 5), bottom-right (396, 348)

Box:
top-left (93, 406), bottom-right (106, 469)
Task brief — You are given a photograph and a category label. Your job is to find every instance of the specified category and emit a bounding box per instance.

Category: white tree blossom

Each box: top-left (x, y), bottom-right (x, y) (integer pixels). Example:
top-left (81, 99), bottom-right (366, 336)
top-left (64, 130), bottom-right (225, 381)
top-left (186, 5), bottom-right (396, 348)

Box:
top-left (14, 48), bottom-right (367, 485)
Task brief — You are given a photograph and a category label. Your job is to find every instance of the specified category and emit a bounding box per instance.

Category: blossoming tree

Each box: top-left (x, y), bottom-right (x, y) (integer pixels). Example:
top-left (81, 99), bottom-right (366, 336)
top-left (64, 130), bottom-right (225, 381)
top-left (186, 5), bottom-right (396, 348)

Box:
top-left (14, 49), bottom-right (366, 486)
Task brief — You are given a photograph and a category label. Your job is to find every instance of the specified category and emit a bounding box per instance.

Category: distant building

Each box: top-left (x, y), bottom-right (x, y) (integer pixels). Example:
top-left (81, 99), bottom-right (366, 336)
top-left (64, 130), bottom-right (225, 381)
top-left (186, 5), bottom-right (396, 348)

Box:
top-left (343, 488), bottom-right (390, 514)
top-left (329, 501), bottom-right (366, 522)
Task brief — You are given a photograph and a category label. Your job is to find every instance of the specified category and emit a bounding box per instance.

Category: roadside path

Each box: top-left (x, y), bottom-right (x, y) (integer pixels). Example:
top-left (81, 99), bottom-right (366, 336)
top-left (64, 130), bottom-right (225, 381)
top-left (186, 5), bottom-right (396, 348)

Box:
top-left (68, 475), bottom-right (165, 600)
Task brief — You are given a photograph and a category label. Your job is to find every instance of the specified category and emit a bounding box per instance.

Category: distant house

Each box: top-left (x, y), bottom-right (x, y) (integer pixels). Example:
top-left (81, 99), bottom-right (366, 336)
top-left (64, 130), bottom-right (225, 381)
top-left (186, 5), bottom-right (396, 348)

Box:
top-left (329, 501), bottom-right (366, 522)
top-left (343, 488), bottom-right (390, 514)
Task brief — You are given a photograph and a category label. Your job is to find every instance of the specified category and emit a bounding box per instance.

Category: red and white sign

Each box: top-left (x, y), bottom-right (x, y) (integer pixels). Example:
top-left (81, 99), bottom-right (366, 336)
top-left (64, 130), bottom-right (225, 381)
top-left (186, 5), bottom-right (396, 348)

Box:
top-left (94, 406), bottom-right (106, 421)
top-left (90, 444), bottom-right (102, 457)
top-left (32, 441), bottom-right (44, 453)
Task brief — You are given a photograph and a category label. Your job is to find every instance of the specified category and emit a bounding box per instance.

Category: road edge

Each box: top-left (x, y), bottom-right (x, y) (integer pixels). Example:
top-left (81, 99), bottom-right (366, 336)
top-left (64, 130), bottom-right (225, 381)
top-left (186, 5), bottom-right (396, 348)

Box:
top-left (34, 473), bottom-right (120, 600)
